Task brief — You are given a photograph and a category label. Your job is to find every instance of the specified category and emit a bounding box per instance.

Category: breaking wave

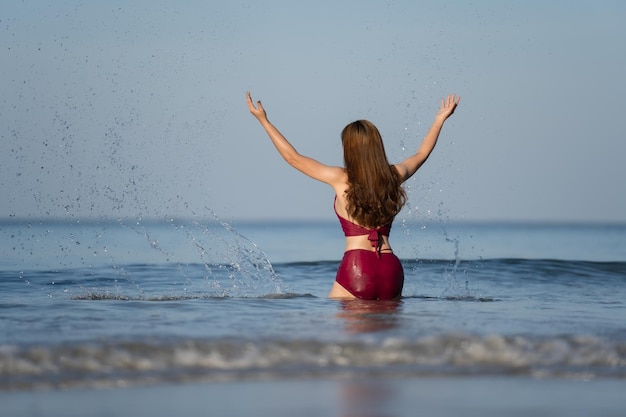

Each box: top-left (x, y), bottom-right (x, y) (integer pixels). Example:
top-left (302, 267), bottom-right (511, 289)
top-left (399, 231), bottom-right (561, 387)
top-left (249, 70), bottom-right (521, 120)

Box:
top-left (2, 333), bottom-right (625, 390)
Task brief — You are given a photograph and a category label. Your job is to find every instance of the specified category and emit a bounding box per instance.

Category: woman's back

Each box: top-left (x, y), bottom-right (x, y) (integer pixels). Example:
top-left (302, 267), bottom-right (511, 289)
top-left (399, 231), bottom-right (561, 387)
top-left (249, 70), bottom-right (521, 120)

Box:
top-left (333, 189), bottom-right (394, 254)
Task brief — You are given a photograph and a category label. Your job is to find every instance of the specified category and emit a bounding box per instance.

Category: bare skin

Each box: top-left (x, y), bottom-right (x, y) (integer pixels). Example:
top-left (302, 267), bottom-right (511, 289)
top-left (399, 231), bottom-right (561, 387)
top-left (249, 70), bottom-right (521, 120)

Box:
top-left (246, 91), bottom-right (460, 298)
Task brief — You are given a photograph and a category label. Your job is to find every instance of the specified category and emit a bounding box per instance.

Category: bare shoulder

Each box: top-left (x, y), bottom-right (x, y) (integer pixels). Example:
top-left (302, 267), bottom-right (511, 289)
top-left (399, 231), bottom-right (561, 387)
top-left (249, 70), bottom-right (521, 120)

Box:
top-left (322, 166), bottom-right (348, 186)
top-left (393, 163), bottom-right (410, 182)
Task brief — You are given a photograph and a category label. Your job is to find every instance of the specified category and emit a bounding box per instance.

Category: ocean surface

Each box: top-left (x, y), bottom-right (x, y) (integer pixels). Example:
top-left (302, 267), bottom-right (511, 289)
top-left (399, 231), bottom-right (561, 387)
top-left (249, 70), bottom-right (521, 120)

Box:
top-left (1, 218), bottom-right (625, 416)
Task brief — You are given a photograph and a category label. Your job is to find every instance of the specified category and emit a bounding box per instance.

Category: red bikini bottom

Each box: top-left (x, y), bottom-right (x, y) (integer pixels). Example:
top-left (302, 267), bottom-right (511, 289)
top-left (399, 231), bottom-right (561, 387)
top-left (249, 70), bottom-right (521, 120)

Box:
top-left (335, 250), bottom-right (404, 300)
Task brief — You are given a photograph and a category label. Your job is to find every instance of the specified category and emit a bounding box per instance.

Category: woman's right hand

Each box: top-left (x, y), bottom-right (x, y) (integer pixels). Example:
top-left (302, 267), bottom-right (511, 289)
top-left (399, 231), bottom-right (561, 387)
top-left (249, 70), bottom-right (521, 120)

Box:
top-left (246, 91), bottom-right (268, 122)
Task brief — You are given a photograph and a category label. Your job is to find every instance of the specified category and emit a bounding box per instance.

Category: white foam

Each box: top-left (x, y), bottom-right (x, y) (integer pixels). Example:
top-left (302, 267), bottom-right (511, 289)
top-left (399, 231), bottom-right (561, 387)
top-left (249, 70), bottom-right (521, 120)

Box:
top-left (2, 334), bottom-right (625, 390)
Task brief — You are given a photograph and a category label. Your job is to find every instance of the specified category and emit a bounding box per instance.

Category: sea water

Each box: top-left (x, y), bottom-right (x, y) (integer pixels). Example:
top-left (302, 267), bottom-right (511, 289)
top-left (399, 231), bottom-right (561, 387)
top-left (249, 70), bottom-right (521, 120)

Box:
top-left (1, 219), bottom-right (625, 415)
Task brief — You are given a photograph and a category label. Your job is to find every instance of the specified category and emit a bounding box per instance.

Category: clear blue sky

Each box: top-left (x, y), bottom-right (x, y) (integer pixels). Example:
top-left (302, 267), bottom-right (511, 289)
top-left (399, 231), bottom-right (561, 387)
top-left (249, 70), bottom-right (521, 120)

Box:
top-left (2, 0), bottom-right (625, 223)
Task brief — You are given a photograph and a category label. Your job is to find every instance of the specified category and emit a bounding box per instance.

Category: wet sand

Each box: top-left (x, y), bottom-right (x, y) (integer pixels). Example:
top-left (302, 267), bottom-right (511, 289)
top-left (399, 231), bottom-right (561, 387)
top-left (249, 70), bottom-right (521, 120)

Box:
top-left (3, 375), bottom-right (625, 417)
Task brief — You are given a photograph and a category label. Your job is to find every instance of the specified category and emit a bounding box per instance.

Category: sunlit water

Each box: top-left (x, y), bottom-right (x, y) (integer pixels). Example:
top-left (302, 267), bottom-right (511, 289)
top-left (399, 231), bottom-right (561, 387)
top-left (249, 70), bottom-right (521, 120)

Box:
top-left (1, 219), bottom-right (625, 392)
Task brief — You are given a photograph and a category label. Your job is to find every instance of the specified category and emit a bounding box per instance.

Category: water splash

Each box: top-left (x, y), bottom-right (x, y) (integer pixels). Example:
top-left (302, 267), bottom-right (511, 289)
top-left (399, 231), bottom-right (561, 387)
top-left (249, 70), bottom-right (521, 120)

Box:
top-left (1, 214), bottom-right (287, 300)
top-left (113, 213), bottom-right (285, 298)
top-left (397, 180), bottom-right (479, 298)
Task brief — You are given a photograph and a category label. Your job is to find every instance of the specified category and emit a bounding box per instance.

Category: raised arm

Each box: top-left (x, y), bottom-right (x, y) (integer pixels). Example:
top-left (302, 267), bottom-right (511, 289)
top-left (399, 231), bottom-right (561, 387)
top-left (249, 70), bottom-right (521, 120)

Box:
top-left (246, 92), bottom-right (344, 185)
top-left (395, 94), bottom-right (460, 182)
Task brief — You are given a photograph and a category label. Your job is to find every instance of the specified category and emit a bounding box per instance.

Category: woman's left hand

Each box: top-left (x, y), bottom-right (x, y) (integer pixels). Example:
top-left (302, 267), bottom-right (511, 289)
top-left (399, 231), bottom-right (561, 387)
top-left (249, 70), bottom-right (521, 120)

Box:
top-left (435, 94), bottom-right (460, 122)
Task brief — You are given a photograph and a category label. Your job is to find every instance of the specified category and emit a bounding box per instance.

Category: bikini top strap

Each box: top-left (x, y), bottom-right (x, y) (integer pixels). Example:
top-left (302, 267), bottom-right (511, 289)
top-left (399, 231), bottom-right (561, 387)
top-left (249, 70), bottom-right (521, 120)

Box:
top-left (335, 197), bottom-right (392, 256)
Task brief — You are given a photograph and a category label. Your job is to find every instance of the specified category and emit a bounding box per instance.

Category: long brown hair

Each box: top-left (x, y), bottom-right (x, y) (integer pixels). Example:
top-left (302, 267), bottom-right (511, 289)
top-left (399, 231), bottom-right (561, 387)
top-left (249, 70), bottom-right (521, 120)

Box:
top-left (341, 120), bottom-right (406, 228)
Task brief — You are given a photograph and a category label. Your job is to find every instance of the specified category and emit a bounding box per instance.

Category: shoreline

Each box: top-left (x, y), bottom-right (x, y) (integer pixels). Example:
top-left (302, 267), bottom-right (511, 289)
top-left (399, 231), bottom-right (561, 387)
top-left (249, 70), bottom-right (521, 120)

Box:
top-left (3, 375), bottom-right (625, 417)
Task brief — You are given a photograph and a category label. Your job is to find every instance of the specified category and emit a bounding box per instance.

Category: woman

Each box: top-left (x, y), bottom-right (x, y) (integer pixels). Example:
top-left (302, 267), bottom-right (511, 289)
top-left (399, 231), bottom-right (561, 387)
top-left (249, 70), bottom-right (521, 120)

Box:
top-left (246, 91), bottom-right (460, 300)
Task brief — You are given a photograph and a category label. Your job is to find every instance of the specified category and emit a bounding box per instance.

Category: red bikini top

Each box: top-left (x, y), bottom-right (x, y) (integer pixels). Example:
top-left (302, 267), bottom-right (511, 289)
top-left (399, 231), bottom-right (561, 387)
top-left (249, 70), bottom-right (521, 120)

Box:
top-left (334, 198), bottom-right (392, 252)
